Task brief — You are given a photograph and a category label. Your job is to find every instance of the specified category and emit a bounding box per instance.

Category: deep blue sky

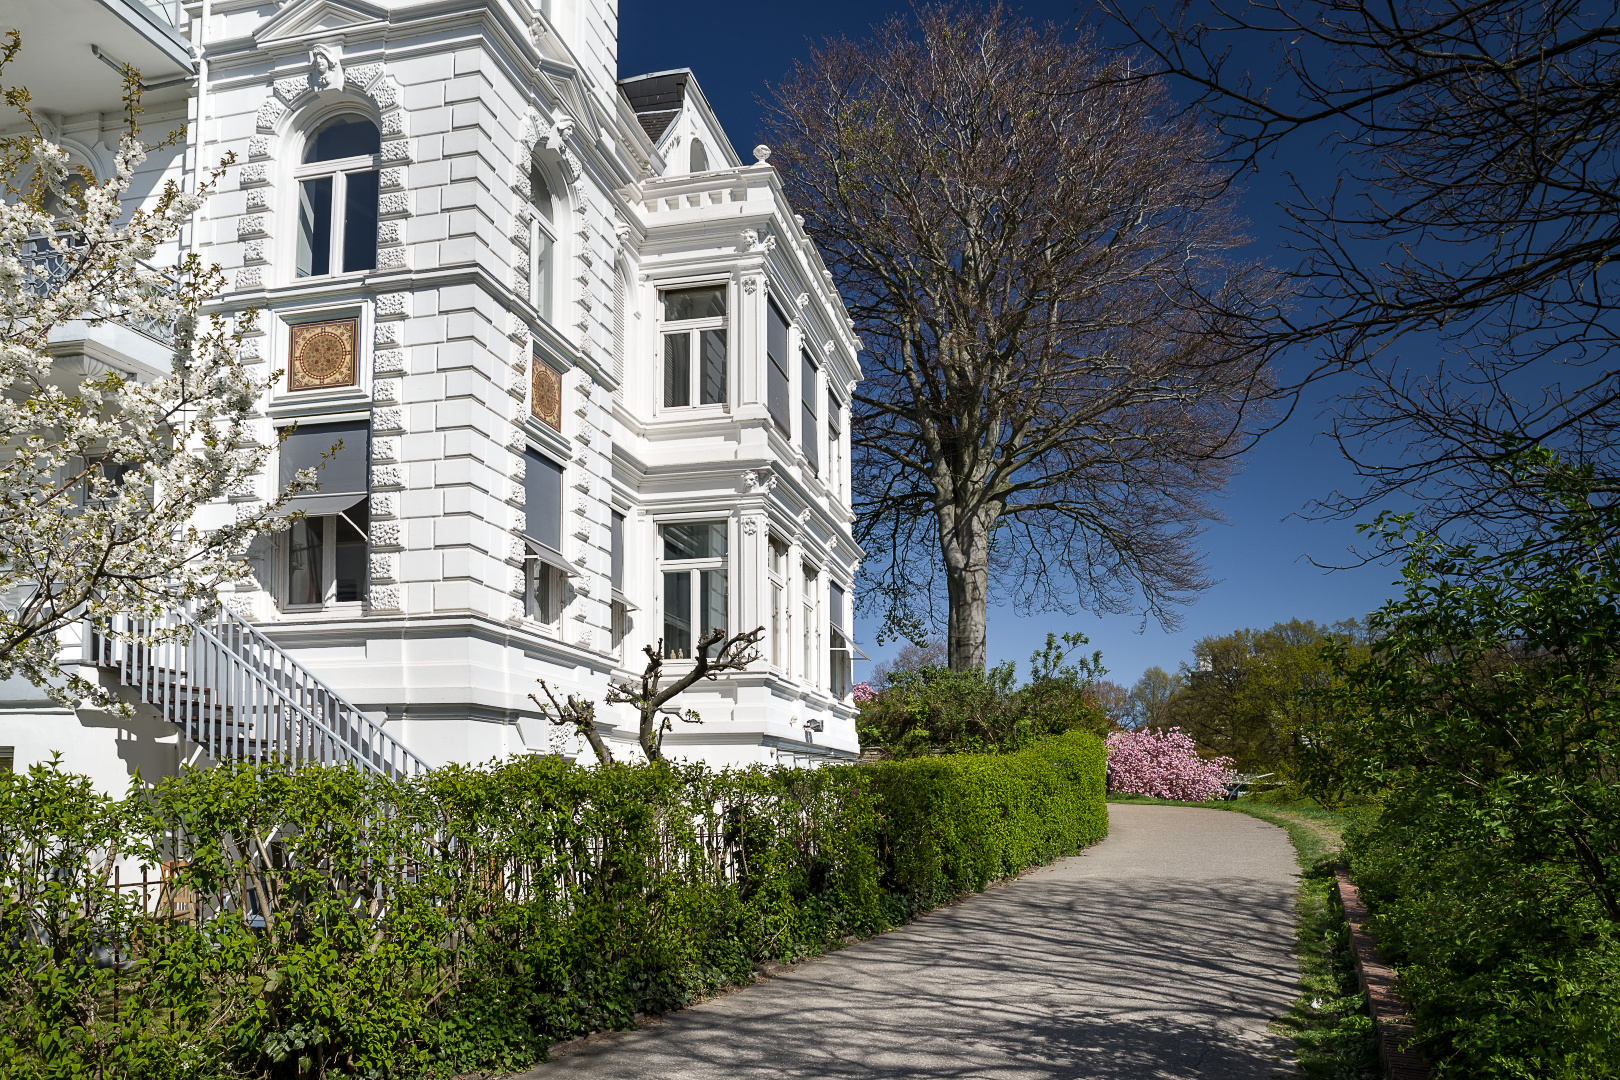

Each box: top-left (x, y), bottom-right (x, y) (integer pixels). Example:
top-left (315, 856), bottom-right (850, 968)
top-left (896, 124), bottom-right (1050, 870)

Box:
top-left (619, 1), bottom-right (1405, 687)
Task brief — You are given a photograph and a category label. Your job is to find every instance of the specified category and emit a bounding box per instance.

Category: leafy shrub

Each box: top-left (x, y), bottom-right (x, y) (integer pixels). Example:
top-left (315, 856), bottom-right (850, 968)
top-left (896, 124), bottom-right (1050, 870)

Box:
top-left (856, 633), bottom-right (1111, 757)
top-left (0, 733), bottom-right (1104, 1079)
top-left (1311, 452), bottom-right (1620, 1076)
top-left (1104, 726), bottom-right (1235, 801)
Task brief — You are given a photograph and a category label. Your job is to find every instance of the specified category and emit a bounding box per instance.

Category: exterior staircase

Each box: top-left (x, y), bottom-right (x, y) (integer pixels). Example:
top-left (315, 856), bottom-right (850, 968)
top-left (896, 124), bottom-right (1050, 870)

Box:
top-left (84, 601), bottom-right (427, 777)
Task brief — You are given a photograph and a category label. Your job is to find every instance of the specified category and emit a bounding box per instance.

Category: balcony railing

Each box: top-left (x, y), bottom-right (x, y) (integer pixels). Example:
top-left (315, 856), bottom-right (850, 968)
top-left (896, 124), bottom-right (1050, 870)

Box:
top-left (17, 239), bottom-right (179, 346)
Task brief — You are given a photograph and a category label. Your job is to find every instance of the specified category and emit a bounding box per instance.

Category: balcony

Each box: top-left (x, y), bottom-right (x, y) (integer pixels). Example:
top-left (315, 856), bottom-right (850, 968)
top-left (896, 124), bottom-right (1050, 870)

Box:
top-left (20, 241), bottom-right (180, 374)
top-left (4, 0), bottom-right (193, 117)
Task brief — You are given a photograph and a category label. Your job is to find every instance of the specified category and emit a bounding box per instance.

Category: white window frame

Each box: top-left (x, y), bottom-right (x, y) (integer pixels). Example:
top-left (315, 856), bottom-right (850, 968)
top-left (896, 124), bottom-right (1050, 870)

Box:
top-left (767, 535), bottom-right (788, 670)
top-left (529, 162), bottom-right (559, 323)
top-left (293, 120), bottom-right (381, 281)
top-left (279, 509), bottom-right (369, 612)
top-left (827, 392), bottom-right (844, 501)
top-left (658, 284), bottom-right (729, 411)
top-left (802, 561), bottom-right (820, 689)
top-left (658, 520), bottom-right (729, 661)
top-left (525, 555), bottom-right (564, 630)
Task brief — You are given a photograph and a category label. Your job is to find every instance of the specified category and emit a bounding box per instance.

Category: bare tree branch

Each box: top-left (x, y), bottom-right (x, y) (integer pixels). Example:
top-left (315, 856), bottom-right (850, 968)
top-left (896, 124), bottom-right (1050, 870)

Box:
top-left (605, 626), bottom-right (767, 762)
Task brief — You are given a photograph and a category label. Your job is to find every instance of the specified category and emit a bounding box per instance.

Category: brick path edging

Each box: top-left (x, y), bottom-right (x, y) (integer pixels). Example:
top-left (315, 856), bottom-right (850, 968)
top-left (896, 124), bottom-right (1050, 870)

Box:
top-left (1333, 869), bottom-right (1432, 1080)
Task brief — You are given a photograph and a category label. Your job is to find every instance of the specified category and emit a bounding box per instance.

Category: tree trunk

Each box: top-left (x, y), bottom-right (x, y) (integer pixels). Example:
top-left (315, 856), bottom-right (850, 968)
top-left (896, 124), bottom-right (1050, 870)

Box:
top-left (940, 506), bottom-right (991, 672)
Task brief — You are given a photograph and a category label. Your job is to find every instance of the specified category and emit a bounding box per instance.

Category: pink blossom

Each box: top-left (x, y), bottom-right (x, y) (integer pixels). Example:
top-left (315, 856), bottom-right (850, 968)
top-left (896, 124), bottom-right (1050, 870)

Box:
top-left (1104, 726), bottom-right (1235, 802)
top-left (852, 681), bottom-right (878, 705)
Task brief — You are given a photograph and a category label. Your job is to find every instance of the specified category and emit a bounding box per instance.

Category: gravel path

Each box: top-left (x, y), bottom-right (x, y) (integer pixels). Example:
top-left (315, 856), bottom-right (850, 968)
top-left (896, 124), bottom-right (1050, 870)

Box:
top-left (516, 803), bottom-right (1301, 1079)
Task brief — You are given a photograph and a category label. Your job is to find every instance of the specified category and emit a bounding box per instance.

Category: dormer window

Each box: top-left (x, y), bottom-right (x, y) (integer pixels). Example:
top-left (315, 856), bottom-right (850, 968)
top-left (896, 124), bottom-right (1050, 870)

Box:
top-left (296, 116), bottom-right (381, 278)
top-left (689, 138), bottom-right (709, 173)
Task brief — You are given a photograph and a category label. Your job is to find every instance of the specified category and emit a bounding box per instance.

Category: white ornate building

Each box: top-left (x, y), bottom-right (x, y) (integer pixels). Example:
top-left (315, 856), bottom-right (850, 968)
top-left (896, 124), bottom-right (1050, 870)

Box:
top-left (0, 0), bottom-right (863, 788)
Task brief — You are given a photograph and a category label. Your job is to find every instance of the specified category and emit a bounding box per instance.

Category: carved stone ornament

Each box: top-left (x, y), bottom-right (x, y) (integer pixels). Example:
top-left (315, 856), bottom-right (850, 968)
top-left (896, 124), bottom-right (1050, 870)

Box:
top-left (287, 318), bottom-right (359, 391)
top-left (311, 44), bottom-right (344, 91)
top-left (531, 356), bottom-right (562, 431)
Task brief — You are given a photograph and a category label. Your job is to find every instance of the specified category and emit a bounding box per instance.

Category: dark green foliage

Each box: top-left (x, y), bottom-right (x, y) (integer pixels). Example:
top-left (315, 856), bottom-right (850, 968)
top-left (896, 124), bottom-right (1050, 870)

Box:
top-left (1309, 451), bottom-right (1620, 1076)
top-left (0, 733), bottom-right (1104, 1078)
top-left (857, 632), bottom-right (1111, 757)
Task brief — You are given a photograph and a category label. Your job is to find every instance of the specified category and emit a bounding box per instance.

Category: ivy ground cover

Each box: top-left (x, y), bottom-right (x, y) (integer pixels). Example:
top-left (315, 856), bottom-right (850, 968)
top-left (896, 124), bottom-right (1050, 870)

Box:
top-left (0, 732), bottom-right (1105, 1079)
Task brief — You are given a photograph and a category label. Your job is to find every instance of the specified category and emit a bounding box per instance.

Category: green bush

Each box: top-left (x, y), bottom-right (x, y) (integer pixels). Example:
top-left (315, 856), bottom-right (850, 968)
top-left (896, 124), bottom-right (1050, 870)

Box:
top-left (1310, 452), bottom-right (1620, 1077)
top-left (0, 733), bottom-right (1104, 1079)
top-left (857, 633), bottom-right (1111, 757)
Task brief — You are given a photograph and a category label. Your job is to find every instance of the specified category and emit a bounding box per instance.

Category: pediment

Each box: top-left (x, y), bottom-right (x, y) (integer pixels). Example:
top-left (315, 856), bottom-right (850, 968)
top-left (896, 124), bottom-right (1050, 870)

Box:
top-left (255, 0), bottom-right (388, 45)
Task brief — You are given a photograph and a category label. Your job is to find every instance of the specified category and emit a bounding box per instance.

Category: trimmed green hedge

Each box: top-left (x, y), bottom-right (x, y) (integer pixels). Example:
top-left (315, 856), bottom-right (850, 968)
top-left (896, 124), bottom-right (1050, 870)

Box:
top-left (0, 732), bottom-right (1104, 1079)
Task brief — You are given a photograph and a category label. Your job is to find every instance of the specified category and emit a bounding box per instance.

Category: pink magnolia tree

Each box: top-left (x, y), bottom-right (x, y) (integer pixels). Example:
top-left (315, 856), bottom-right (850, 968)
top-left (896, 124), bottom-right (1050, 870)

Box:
top-left (1105, 727), bottom-right (1236, 802)
top-left (851, 681), bottom-right (879, 706)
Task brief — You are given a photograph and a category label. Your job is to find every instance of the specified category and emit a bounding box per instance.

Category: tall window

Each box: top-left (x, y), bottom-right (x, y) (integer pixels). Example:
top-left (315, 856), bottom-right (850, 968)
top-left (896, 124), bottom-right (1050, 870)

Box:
top-left (801, 350), bottom-right (820, 474)
top-left (278, 420), bottom-right (370, 608)
top-left (522, 448), bottom-right (571, 627)
top-left (768, 536), bottom-right (788, 668)
top-left (766, 300), bottom-right (792, 435)
top-left (830, 582), bottom-right (852, 699)
top-left (661, 285), bottom-right (727, 408)
top-left (529, 163), bottom-right (558, 322)
top-left (297, 116), bottom-right (380, 278)
top-left (827, 391), bottom-right (843, 500)
top-left (661, 521), bottom-right (727, 660)
top-left (611, 510), bottom-right (628, 659)
top-left (802, 562), bottom-right (819, 687)
top-left (612, 263), bottom-right (629, 393)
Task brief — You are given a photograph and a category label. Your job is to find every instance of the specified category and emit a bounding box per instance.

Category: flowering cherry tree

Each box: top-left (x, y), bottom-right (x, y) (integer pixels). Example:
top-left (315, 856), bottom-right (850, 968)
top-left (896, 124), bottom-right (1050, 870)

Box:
top-left (1105, 726), bottom-right (1235, 801)
top-left (0, 38), bottom-right (297, 706)
top-left (851, 681), bottom-right (878, 706)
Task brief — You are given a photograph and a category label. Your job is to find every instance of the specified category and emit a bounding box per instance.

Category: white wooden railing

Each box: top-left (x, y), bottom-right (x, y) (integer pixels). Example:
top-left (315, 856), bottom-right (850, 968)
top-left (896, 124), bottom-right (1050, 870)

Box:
top-left (85, 601), bottom-right (428, 777)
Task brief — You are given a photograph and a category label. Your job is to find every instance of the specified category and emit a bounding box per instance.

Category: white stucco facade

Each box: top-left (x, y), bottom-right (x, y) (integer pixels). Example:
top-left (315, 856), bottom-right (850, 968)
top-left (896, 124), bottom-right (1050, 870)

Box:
top-left (0, 0), bottom-right (863, 790)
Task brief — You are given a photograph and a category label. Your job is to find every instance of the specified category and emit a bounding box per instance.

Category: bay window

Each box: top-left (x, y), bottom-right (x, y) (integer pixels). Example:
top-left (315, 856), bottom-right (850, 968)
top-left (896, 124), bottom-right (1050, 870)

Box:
top-left (660, 521), bottom-right (727, 660)
top-left (661, 285), bottom-right (727, 408)
top-left (296, 116), bottom-right (380, 278)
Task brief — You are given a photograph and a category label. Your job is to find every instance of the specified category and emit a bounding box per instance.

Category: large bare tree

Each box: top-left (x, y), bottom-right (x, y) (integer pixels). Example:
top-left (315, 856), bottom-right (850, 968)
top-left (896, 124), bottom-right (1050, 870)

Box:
top-left (763, 6), bottom-right (1276, 671)
top-left (1101, 0), bottom-right (1620, 550)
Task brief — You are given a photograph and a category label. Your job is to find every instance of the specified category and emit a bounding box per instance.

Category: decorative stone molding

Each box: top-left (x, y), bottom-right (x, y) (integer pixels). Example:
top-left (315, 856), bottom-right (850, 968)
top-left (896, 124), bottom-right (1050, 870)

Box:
top-left (373, 349), bottom-right (404, 374)
top-left (370, 521), bottom-right (401, 547)
top-left (236, 268), bottom-right (263, 289)
top-left (377, 221), bottom-right (402, 246)
top-left (372, 409), bottom-right (405, 436)
top-left (368, 552), bottom-right (396, 581)
top-left (373, 322), bottom-right (400, 348)
top-left (372, 463), bottom-right (403, 487)
top-left (509, 482), bottom-right (525, 505)
top-left (237, 215), bottom-right (267, 238)
top-left (380, 140), bottom-right (411, 164)
top-left (741, 516), bottom-right (761, 536)
top-left (379, 192), bottom-right (409, 217)
top-left (380, 167), bottom-right (405, 191)
top-left (741, 275), bottom-right (760, 295)
top-left (239, 164), bottom-right (268, 186)
top-left (243, 240), bottom-right (266, 264)
top-left (371, 435), bottom-right (399, 462)
top-left (377, 247), bottom-right (407, 270)
top-left (371, 492), bottom-right (397, 519)
top-left (372, 379), bottom-right (398, 403)
top-left (370, 585), bottom-right (401, 611)
top-left (255, 98), bottom-right (287, 133)
top-left (375, 293), bottom-right (407, 319)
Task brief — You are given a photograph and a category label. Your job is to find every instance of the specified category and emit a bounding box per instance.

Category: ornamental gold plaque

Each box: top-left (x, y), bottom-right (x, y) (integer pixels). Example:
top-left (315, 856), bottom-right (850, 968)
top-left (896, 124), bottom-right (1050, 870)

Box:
top-left (288, 319), bottom-right (359, 391)
top-left (531, 355), bottom-right (562, 431)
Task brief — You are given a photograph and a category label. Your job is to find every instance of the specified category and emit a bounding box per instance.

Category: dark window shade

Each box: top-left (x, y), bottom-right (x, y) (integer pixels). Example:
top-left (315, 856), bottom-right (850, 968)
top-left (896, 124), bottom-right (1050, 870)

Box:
top-left (279, 421), bottom-right (369, 503)
top-left (830, 582), bottom-right (845, 629)
top-left (766, 301), bottom-right (791, 434)
top-left (611, 511), bottom-right (625, 590)
top-left (828, 389), bottom-right (841, 434)
top-left (523, 449), bottom-right (564, 551)
top-left (801, 351), bottom-right (819, 474)
top-left (342, 170), bottom-right (379, 273)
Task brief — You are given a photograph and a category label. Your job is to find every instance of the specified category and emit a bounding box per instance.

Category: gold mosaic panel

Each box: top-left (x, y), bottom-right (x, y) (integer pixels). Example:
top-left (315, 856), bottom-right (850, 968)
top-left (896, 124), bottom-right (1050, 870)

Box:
top-left (287, 318), bottom-right (359, 392)
top-left (531, 356), bottom-right (562, 431)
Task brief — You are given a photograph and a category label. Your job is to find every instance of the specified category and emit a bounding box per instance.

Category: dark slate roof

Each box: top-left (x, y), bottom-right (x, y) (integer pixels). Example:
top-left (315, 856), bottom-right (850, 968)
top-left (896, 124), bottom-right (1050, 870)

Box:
top-left (619, 69), bottom-right (690, 143)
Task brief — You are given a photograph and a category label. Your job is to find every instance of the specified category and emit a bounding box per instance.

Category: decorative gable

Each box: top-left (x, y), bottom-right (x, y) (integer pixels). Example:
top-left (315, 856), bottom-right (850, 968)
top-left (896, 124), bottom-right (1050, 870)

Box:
top-left (254, 0), bottom-right (388, 46)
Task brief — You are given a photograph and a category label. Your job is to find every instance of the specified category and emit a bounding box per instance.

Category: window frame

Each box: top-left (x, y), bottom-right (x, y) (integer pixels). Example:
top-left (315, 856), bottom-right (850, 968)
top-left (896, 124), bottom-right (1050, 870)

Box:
top-left (658, 283), bottom-right (729, 411)
top-left (293, 115), bottom-right (382, 281)
top-left (528, 161), bottom-right (560, 323)
top-left (767, 536), bottom-right (789, 671)
top-left (827, 390), bottom-right (844, 500)
top-left (801, 350), bottom-right (820, 474)
top-left (279, 505), bottom-right (369, 612)
top-left (801, 561), bottom-right (820, 689)
top-left (657, 519), bottom-right (730, 661)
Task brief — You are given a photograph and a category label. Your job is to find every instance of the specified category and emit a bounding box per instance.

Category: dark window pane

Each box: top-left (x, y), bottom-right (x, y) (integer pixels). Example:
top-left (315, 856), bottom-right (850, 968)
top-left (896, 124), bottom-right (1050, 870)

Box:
top-left (663, 570), bottom-right (692, 659)
top-left (342, 170), bottom-right (379, 273)
top-left (305, 116), bottom-right (381, 163)
top-left (767, 302), bottom-right (792, 434)
top-left (532, 564), bottom-right (555, 622)
top-left (334, 507), bottom-right (367, 603)
top-left (529, 162), bottom-right (555, 221)
top-left (689, 138), bottom-right (709, 173)
top-left (288, 516), bottom-right (325, 605)
top-left (700, 569), bottom-right (727, 657)
top-left (662, 521), bottom-right (727, 561)
top-left (663, 286), bottom-right (726, 321)
top-left (664, 333), bottom-right (690, 407)
top-left (297, 177), bottom-right (332, 278)
top-left (611, 511), bottom-right (625, 590)
top-left (700, 329), bottom-right (726, 405)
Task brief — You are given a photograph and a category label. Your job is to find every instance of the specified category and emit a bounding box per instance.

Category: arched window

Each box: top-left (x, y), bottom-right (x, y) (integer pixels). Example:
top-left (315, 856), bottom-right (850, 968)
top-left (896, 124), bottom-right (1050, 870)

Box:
top-left (296, 115), bottom-right (381, 278)
top-left (689, 138), bottom-right (709, 173)
top-left (529, 161), bottom-right (558, 322)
